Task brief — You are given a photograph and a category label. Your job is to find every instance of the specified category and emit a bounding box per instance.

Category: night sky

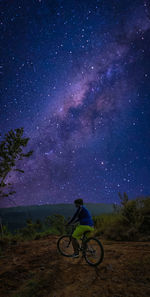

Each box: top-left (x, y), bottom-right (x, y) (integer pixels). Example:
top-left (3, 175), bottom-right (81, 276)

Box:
top-left (1, 0), bottom-right (150, 207)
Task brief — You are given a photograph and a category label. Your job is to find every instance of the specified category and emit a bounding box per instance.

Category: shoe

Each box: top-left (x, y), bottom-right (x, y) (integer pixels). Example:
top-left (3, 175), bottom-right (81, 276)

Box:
top-left (72, 253), bottom-right (79, 258)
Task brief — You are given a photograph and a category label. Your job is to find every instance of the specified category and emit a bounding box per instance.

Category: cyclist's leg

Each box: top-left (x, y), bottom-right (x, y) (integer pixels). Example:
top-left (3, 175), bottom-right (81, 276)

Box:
top-left (83, 225), bottom-right (95, 238)
top-left (71, 237), bottom-right (80, 255)
top-left (71, 226), bottom-right (81, 255)
top-left (73, 225), bottom-right (94, 239)
top-left (72, 225), bottom-right (94, 255)
top-left (72, 225), bottom-right (94, 250)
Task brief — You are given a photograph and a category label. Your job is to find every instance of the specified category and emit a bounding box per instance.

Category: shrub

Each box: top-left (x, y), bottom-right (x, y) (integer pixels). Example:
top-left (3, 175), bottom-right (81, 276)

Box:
top-left (121, 199), bottom-right (143, 228)
top-left (45, 214), bottom-right (66, 235)
top-left (94, 196), bottom-right (150, 241)
top-left (94, 213), bottom-right (129, 240)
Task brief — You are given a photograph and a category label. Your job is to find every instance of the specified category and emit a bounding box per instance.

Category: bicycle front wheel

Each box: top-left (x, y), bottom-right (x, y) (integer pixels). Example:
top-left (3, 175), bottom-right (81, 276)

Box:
top-left (84, 237), bottom-right (104, 266)
top-left (57, 235), bottom-right (74, 257)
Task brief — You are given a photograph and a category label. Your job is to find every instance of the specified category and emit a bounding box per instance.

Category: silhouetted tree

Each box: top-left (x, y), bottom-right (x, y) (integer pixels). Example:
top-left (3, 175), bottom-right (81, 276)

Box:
top-left (0, 127), bottom-right (33, 199)
top-left (113, 202), bottom-right (121, 213)
top-left (118, 192), bottom-right (128, 206)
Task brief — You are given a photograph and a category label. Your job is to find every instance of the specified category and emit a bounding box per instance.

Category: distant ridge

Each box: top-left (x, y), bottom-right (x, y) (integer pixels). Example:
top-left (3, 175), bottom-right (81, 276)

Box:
top-left (0, 203), bottom-right (114, 232)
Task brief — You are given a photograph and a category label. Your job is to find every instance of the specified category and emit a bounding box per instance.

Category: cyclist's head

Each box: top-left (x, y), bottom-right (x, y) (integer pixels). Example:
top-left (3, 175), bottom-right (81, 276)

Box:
top-left (74, 198), bottom-right (83, 207)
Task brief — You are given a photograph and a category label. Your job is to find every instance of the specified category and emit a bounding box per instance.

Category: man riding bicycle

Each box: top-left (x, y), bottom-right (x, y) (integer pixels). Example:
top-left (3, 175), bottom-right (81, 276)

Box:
top-left (66, 198), bottom-right (94, 258)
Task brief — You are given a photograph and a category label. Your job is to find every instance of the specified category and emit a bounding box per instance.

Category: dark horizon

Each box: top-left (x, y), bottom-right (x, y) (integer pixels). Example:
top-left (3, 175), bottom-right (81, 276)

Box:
top-left (0, 201), bottom-right (115, 209)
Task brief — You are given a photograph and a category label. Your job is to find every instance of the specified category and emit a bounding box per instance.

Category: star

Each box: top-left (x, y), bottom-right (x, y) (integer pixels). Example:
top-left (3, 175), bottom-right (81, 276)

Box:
top-left (0, 0), bottom-right (150, 207)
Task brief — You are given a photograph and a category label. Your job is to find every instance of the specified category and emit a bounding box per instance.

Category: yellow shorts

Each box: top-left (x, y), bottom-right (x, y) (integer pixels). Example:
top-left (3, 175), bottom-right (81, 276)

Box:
top-left (72, 225), bottom-right (94, 240)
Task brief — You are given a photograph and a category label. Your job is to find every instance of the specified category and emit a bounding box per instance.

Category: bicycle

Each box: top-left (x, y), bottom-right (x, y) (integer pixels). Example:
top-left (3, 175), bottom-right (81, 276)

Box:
top-left (57, 224), bottom-right (104, 266)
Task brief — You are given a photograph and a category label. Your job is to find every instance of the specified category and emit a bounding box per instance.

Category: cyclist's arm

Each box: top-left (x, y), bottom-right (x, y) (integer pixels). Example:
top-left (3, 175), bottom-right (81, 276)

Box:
top-left (67, 207), bottom-right (80, 225)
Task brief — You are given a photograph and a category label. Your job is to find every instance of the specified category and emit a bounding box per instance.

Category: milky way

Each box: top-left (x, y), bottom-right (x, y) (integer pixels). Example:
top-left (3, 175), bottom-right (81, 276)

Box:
top-left (1, 0), bottom-right (150, 207)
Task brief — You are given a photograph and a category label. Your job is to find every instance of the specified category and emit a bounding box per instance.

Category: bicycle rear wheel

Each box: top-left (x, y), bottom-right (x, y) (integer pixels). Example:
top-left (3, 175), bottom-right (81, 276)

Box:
top-left (57, 235), bottom-right (74, 257)
top-left (84, 237), bottom-right (104, 266)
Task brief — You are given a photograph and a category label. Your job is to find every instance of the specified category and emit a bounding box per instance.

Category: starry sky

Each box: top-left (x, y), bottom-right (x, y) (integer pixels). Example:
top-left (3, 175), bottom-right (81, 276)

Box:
top-left (0, 0), bottom-right (150, 207)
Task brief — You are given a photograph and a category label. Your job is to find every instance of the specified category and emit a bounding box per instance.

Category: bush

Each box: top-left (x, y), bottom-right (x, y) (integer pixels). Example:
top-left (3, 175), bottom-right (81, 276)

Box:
top-left (0, 225), bottom-right (11, 237)
top-left (15, 214), bottom-right (66, 241)
top-left (121, 200), bottom-right (143, 227)
top-left (93, 213), bottom-right (121, 234)
top-left (94, 196), bottom-right (150, 241)
top-left (0, 213), bottom-right (67, 248)
top-left (138, 197), bottom-right (150, 234)
top-left (45, 214), bottom-right (66, 235)
top-left (94, 213), bottom-right (130, 240)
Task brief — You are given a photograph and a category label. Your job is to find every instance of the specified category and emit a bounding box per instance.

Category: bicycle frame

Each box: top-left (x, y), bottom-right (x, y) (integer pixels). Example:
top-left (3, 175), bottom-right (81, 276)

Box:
top-left (66, 224), bottom-right (89, 253)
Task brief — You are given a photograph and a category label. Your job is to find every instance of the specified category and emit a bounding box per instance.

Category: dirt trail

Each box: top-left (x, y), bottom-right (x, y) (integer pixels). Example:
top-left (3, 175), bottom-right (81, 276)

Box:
top-left (0, 236), bottom-right (150, 297)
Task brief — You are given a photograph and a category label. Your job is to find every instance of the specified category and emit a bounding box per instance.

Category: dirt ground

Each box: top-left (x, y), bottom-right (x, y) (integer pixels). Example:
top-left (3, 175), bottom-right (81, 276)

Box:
top-left (0, 236), bottom-right (150, 297)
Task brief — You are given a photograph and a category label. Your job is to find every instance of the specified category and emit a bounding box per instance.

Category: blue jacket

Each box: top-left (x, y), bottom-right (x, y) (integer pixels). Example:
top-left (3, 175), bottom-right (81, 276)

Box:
top-left (68, 205), bottom-right (94, 226)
